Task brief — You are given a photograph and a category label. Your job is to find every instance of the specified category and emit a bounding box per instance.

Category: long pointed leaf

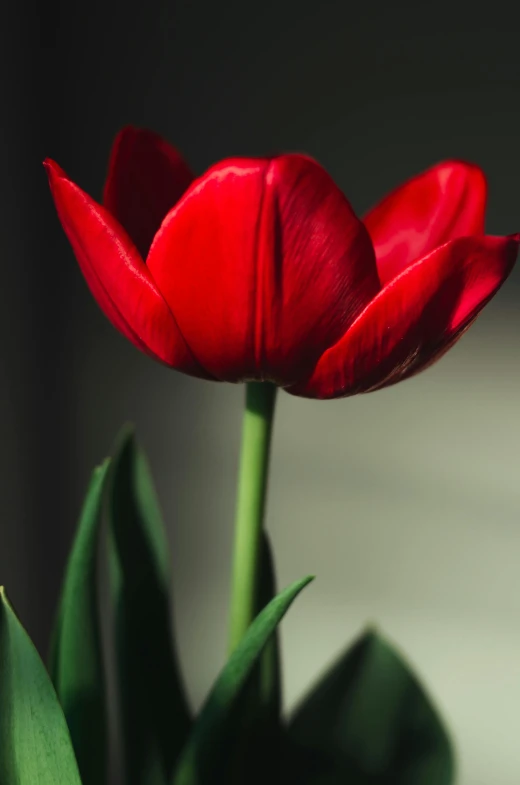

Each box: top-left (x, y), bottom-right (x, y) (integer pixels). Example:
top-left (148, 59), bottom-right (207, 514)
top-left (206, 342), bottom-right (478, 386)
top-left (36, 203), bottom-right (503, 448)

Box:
top-left (288, 628), bottom-right (455, 785)
top-left (173, 574), bottom-right (314, 785)
top-left (108, 425), bottom-right (191, 785)
top-left (49, 459), bottom-right (111, 785)
top-left (254, 531), bottom-right (282, 722)
top-left (0, 588), bottom-right (82, 785)
top-left (228, 531), bottom-right (283, 784)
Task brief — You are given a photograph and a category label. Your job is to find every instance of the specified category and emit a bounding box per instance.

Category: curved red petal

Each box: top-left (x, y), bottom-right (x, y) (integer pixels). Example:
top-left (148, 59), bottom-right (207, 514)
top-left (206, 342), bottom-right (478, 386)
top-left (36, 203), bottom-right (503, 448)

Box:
top-left (45, 158), bottom-right (208, 376)
top-left (260, 156), bottom-right (380, 382)
top-left (103, 126), bottom-right (194, 259)
top-left (147, 155), bottom-right (379, 384)
top-left (289, 234), bottom-right (519, 399)
top-left (364, 161), bottom-right (487, 286)
top-left (147, 159), bottom-right (265, 381)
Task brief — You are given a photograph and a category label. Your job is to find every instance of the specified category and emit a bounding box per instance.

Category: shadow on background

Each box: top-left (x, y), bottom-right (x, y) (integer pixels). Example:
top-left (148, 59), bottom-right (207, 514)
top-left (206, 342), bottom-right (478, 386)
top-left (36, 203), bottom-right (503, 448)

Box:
top-left (1, 1), bottom-right (520, 784)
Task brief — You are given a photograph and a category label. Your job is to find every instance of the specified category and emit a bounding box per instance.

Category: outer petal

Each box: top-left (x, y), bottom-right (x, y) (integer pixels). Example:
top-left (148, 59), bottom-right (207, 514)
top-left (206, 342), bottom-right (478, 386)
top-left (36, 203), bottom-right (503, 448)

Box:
top-left (45, 159), bottom-right (208, 375)
top-left (364, 161), bottom-right (487, 286)
top-left (103, 126), bottom-right (194, 259)
top-left (147, 155), bottom-right (380, 384)
top-left (289, 234), bottom-right (519, 399)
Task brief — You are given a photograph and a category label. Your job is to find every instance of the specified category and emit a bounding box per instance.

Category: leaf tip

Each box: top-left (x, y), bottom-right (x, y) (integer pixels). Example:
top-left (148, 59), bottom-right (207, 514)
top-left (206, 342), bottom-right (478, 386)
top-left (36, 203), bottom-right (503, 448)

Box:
top-left (110, 425), bottom-right (142, 490)
top-left (110, 422), bottom-right (137, 460)
top-left (0, 586), bottom-right (14, 619)
top-left (120, 421), bottom-right (137, 442)
top-left (94, 456), bottom-right (112, 477)
top-left (362, 621), bottom-right (380, 637)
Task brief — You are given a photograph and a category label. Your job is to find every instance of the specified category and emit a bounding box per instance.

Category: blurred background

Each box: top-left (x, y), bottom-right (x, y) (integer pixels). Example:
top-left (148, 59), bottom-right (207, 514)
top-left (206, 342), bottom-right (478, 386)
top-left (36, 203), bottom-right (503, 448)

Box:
top-left (1, 1), bottom-right (520, 782)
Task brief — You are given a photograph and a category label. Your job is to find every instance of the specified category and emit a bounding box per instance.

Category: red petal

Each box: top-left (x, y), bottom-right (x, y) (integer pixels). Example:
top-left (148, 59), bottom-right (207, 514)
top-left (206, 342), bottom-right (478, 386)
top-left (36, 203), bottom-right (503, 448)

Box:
top-left (45, 158), bottom-right (207, 375)
top-left (289, 234), bottom-right (519, 399)
top-left (148, 159), bottom-right (265, 381)
top-left (147, 155), bottom-right (379, 384)
top-left (364, 161), bottom-right (487, 286)
top-left (103, 126), bottom-right (194, 259)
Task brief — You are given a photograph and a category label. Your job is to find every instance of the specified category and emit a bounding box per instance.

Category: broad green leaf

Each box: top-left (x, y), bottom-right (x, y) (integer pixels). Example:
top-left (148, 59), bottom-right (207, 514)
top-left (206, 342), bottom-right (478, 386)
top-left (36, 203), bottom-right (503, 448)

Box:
top-left (50, 459), bottom-right (111, 785)
top-left (288, 628), bottom-right (455, 785)
top-left (173, 574), bottom-right (314, 785)
top-left (0, 588), bottom-right (82, 785)
top-left (108, 426), bottom-right (191, 785)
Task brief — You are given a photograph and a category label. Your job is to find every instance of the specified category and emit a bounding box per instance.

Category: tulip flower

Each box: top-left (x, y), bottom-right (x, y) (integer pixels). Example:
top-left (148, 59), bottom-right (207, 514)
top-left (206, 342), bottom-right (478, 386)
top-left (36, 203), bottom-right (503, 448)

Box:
top-left (45, 127), bottom-right (519, 398)
top-left (43, 128), bottom-right (520, 719)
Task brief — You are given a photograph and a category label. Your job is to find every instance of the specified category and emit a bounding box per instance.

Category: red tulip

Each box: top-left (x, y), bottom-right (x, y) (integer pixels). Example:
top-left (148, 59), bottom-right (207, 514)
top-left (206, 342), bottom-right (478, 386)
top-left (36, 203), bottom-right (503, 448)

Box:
top-left (45, 127), bottom-right (518, 398)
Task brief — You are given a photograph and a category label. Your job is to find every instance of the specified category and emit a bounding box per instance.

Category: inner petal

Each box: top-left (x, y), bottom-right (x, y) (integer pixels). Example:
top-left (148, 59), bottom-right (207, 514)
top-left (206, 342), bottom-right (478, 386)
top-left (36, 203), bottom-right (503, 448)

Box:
top-left (257, 154), bottom-right (381, 383)
top-left (363, 161), bottom-right (487, 286)
top-left (103, 126), bottom-right (195, 259)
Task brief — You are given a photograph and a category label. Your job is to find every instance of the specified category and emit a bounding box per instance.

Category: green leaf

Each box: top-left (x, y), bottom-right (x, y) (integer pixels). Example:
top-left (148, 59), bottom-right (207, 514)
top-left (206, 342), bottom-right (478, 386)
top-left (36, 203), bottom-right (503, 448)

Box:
top-left (253, 531), bottom-right (282, 723)
top-left (227, 531), bottom-right (283, 784)
top-left (0, 588), bottom-right (82, 785)
top-left (108, 425), bottom-right (191, 785)
top-left (49, 459), bottom-right (111, 785)
top-left (288, 628), bottom-right (455, 785)
top-left (172, 574), bottom-right (314, 785)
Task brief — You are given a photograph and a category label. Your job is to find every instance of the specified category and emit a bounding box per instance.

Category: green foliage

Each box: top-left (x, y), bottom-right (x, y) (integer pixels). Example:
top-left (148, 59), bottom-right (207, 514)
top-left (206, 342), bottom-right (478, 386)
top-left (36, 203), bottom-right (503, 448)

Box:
top-left (0, 423), bottom-right (456, 785)
top-left (288, 628), bottom-right (455, 785)
top-left (0, 588), bottom-right (82, 785)
top-left (50, 460), bottom-right (110, 785)
top-left (108, 426), bottom-right (191, 785)
top-left (173, 574), bottom-right (314, 785)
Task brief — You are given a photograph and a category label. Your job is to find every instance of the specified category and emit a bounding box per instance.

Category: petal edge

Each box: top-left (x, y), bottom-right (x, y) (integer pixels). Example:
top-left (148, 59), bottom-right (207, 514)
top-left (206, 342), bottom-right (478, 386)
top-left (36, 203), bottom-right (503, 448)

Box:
top-left (289, 233), bottom-right (519, 399)
top-left (45, 158), bottom-right (208, 376)
top-left (364, 160), bottom-right (487, 285)
top-left (103, 126), bottom-right (194, 259)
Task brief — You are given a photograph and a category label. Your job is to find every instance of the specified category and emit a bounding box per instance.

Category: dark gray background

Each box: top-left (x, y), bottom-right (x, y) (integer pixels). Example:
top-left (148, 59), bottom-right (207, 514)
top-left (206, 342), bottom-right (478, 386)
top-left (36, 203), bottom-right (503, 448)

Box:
top-left (1, 2), bottom-right (520, 782)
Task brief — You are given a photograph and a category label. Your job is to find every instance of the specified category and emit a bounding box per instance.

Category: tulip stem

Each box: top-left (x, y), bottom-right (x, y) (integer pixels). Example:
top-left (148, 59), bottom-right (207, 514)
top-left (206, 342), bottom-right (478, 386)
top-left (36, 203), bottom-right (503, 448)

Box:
top-left (228, 381), bottom-right (278, 655)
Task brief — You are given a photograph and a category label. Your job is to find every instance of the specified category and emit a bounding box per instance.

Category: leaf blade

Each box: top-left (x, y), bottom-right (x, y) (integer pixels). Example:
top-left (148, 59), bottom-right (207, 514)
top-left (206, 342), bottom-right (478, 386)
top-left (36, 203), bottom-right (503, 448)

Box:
top-left (173, 574), bottom-right (314, 785)
top-left (0, 588), bottom-right (83, 785)
top-left (288, 628), bottom-right (455, 785)
top-left (108, 425), bottom-right (191, 785)
top-left (254, 531), bottom-right (282, 722)
top-left (227, 531), bottom-right (283, 784)
top-left (49, 459), bottom-right (111, 785)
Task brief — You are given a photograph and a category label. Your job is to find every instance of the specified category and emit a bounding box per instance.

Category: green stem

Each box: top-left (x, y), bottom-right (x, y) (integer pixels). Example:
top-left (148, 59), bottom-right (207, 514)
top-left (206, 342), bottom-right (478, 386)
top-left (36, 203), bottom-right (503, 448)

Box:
top-left (228, 381), bottom-right (278, 655)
